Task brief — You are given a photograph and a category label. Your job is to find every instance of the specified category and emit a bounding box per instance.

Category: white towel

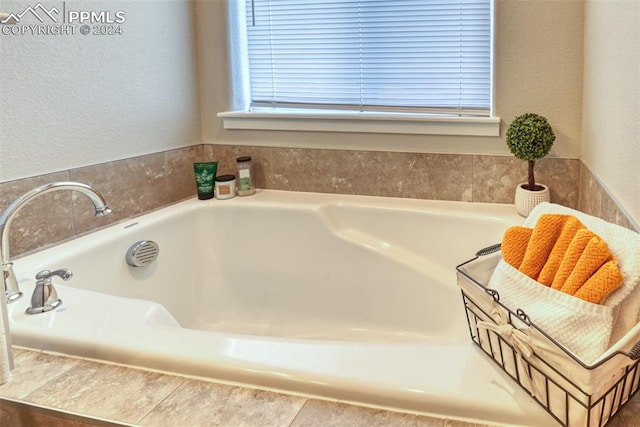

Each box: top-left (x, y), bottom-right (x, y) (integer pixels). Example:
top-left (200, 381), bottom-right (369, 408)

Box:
top-left (524, 202), bottom-right (640, 345)
top-left (488, 259), bottom-right (614, 364)
top-left (488, 202), bottom-right (640, 365)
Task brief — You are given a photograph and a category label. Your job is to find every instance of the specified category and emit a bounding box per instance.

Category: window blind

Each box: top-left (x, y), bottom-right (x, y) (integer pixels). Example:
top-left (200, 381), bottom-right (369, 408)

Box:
top-left (245, 0), bottom-right (492, 116)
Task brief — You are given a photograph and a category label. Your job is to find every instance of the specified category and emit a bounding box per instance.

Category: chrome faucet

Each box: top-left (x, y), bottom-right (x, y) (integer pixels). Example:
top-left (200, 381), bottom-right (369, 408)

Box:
top-left (0, 181), bottom-right (112, 304)
top-left (0, 181), bottom-right (110, 372)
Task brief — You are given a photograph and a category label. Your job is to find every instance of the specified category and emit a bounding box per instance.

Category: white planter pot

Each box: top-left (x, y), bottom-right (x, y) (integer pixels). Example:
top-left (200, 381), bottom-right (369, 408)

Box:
top-left (514, 183), bottom-right (550, 217)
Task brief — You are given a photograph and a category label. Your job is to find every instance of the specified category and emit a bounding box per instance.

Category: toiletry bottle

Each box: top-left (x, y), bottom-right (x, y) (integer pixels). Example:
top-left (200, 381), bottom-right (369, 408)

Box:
top-left (215, 174), bottom-right (236, 200)
top-left (193, 162), bottom-right (218, 200)
top-left (236, 156), bottom-right (256, 196)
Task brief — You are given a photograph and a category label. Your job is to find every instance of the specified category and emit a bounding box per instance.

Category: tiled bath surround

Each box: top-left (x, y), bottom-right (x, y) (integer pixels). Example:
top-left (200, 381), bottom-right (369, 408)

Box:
top-left (0, 145), bottom-right (634, 258)
top-left (0, 144), bottom-right (636, 425)
top-left (0, 146), bottom-right (204, 258)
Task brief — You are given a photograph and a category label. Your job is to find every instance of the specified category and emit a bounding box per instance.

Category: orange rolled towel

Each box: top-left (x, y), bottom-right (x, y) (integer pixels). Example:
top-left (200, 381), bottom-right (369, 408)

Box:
top-left (519, 214), bottom-right (571, 280)
top-left (551, 228), bottom-right (597, 290)
top-left (574, 261), bottom-right (624, 304)
top-left (537, 217), bottom-right (585, 286)
top-left (501, 226), bottom-right (533, 269)
top-left (497, 213), bottom-right (624, 306)
top-left (559, 235), bottom-right (613, 296)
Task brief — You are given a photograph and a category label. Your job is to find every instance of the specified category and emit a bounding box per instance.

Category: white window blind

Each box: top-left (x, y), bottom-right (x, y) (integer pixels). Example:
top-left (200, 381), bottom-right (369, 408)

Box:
top-left (245, 0), bottom-right (492, 117)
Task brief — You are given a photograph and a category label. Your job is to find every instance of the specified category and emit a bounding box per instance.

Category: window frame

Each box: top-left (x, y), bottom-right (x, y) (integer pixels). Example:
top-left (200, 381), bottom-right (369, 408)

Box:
top-left (219, 0), bottom-right (499, 138)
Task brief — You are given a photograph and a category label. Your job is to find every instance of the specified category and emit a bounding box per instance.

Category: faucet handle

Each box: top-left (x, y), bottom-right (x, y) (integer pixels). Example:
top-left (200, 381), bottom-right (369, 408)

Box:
top-left (35, 269), bottom-right (73, 282)
top-left (27, 269), bottom-right (69, 314)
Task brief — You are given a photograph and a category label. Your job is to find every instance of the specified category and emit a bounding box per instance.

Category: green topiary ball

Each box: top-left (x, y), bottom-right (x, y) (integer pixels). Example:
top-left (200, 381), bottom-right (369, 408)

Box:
top-left (506, 113), bottom-right (555, 161)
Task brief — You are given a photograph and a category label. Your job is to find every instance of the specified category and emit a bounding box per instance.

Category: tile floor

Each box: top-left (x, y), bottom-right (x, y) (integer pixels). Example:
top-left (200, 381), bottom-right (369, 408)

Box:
top-left (3, 347), bottom-right (640, 426)
top-left (0, 348), bottom-right (495, 427)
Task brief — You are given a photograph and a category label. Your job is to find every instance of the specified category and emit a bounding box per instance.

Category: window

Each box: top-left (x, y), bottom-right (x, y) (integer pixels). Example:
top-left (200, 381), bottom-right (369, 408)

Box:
top-left (244, 0), bottom-right (491, 116)
top-left (221, 0), bottom-right (498, 138)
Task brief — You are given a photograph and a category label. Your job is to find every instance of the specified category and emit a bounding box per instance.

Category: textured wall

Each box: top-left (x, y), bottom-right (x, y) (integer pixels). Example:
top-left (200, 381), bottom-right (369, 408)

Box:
top-left (0, 0), bottom-right (201, 182)
top-left (582, 0), bottom-right (640, 227)
top-left (0, 0), bottom-right (585, 180)
top-left (198, 0), bottom-right (584, 158)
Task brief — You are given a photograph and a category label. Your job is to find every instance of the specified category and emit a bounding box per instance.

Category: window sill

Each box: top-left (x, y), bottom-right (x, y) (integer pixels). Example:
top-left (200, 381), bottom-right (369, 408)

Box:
top-left (218, 111), bottom-right (500, 137)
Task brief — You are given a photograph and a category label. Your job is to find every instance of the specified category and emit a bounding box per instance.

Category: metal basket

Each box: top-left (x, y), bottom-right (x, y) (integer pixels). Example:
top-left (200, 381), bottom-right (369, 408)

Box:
top-left (456, 246), bottom-right (640, 427)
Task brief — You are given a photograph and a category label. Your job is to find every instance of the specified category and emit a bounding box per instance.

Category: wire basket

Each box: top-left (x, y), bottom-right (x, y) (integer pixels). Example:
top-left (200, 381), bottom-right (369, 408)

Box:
top-left (456, 246), bottom-right (640, 427)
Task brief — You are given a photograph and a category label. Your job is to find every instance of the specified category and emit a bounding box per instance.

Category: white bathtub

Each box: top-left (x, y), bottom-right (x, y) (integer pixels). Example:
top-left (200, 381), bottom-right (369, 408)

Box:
top-left (8, 190), bottom-right (554, 425)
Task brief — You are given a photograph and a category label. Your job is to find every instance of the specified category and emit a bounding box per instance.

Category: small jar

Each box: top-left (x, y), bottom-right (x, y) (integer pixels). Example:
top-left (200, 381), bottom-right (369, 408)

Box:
top-left (215, 174), bottom-right (236, 200)
top-left (236, 156), bottom-right (256, 196)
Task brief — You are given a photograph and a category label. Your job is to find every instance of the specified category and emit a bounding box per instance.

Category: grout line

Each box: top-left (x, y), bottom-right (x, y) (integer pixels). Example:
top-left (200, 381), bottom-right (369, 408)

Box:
top-left (287, 398), bottom-right (311, 427)
top-left (13, 349), bottom-right (82, 400)
top-left (134, 379), bottom-right (187, 426)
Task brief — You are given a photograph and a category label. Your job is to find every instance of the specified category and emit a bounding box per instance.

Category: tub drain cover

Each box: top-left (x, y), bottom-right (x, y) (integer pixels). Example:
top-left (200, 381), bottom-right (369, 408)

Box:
top-left (126, 240), bottom-right (159, 267)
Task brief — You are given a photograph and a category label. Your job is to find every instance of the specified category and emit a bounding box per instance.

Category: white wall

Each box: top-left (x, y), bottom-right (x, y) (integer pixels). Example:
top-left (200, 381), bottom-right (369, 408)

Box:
top-left (9, 0), bottom-right (630, 226)
top-left (197, 0), bottom-right (585, 158)
top-left (0, 0), bottom-right (585, 183)
top-left (0, 0), bottom-right (201, 182)
top-left (582, 0), bottom-right (640, 224)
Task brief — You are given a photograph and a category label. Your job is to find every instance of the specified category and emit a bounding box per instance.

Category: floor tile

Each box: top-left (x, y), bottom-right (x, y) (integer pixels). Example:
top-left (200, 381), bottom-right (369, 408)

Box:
top-left (23, 360), bottom-right (183, 424)
top-left (139, 379), bottom-right (305, 427)
top-left (290, 399), bottom-right (446, 427)
top-left (0, 349), bottom-right (80, 399)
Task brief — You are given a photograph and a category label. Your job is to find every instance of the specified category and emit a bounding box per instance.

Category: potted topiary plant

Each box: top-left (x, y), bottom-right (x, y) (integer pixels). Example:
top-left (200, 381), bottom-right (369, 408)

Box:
top-left (506, 113), bottom-right (556, 216)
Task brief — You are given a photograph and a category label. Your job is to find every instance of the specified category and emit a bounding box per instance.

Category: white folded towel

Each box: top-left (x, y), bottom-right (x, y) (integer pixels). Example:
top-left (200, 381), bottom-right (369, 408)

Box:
top-left (488, 202), bottom-right (640, 365)
top-left (524, 202), bottom-right (640, 345)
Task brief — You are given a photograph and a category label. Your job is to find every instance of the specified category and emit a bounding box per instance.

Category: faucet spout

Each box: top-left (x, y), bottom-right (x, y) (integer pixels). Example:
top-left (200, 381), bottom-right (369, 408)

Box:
top-left (0, 181), bottom-right (110, 374)
top-left (0, 181), bottom-right (111, 376)
top-left (0, 181), bottom-right (112, 261)
top-left (0, 181), bottom-right (112, 302)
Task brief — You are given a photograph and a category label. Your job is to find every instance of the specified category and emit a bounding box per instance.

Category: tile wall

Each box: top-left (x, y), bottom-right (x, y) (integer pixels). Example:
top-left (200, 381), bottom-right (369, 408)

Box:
top-left (0, 144), bottom-right (633, 258)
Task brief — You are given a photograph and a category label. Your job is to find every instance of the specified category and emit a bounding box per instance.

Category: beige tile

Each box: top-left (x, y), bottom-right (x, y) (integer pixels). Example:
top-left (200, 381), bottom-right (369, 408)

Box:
top-left (208, 144), bottom-right (273, 189)
top-left (0, 349), bottom-right (80, 400)
top-left (24, 360), bottom-right (183, 424)
top-left (203, 145), bottom-right (234, 178)
top-left (402, 153), bottom-right (473, 201)
top-left (333, 150), bottom-right (404, 197)
top-left (202, 143), bottom-right (216, 162)
top-left (617, 213), bottom-right (637, 232)
top-left (547, 158), bottom-right (580, 209)
top-left (69, 153), bottom-right (168, 234)
top-left (601, 192), bottom-right (636, 230)
top-left (271, 148), bottom-right (337, 193)
top-left (164, 145), bottom-right (204, 202)
top-left (472, 155), bottom-right (538, 204)
top-left (139, 379), bottom-right (305, 427)
top-left (290, 400), bottom-right (447, 427)
top-left (534, 157), bottom-right (551, 187)
top-left (578, 164), bottom-right (603, 217)
top-left (0, 172), bottom-right (75, 257)
top-left (241, 146), bottom-right (273, 190)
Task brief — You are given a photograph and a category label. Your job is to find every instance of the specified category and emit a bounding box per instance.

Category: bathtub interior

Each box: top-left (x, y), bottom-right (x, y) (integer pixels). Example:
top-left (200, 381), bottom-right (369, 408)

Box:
top-left (13, 194), bottom-right (515, 342)
top-left (6, 192), bottom-right (561, 426)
